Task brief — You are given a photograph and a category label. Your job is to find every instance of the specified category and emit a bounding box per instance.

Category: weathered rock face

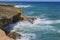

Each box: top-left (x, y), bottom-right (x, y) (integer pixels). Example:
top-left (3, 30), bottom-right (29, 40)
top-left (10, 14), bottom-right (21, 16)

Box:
top-left (0, 4), bottom-right (23, 40)
top-left (0, 4), bottom-right (22, 29)
top-left (0, 29), bottom-right (14, 40)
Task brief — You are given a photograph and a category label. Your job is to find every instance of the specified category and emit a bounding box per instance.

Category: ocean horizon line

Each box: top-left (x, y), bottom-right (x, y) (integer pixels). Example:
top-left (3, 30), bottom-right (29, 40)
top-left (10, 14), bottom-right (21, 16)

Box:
top-left (0, 1), bottom-right (60, 3)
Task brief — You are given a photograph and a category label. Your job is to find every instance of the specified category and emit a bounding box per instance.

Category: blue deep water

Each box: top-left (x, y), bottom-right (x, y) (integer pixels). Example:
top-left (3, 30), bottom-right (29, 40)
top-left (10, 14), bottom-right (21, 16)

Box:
top-left (1, 2), bottom-right (60, 40)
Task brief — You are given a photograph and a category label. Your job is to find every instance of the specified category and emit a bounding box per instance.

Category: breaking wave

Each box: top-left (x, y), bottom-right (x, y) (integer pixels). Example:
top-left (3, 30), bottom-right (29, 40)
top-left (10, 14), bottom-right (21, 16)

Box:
top-left (15, 5), bottom-right (32, 8)
top-left (10, 17), bottom-right (60, 40)
top-left (33, 18), bottom-right (60, 24)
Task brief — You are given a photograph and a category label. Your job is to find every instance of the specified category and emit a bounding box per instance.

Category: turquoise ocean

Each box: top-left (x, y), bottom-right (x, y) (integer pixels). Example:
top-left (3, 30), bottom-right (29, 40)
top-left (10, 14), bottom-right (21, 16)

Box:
top-left (0, 2), bottom-right (60, 40)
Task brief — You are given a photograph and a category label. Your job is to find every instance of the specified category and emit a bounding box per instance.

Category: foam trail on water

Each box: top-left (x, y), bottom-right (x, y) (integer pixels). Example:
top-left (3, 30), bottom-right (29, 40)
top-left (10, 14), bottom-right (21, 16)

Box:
top-left (33, 18), bottom-right (60, 24)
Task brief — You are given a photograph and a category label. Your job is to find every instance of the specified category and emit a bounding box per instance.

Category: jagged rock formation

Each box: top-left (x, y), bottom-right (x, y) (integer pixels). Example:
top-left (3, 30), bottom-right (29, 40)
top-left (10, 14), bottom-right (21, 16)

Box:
top-left (0, 4), bottom-right (22, 29)
top-left (0, 4), bottom-right (36, 40)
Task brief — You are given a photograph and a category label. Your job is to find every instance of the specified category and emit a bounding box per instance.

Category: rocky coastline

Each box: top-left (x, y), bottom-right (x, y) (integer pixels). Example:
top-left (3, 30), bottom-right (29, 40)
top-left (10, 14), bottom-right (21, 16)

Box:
top-left (0, 4), bottom-right (36, 40)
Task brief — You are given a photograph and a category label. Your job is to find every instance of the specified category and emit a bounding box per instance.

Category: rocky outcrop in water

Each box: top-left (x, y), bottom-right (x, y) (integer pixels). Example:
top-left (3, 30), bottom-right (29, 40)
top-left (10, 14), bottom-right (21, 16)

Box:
top-left (8, 32), bottom-right (22, 40)
top-left (0, 4), bottom-right (36, 40)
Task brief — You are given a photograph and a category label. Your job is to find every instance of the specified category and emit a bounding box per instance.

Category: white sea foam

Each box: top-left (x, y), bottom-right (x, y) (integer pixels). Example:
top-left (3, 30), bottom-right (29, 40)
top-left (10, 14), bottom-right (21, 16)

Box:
top-left (15, 5), bottom-right (31, 8)
top-left (15, 32), bottom-right (36, 40)
top-left (33, 18), bottom-right (60, 24)
top-left (11, 18), bottom-right (60, 40)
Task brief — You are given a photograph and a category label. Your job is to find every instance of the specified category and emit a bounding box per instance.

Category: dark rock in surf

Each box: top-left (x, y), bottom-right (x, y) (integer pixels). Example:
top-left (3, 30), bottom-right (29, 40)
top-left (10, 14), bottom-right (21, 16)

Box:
top-left (8, 32), bottom-right (22, 40)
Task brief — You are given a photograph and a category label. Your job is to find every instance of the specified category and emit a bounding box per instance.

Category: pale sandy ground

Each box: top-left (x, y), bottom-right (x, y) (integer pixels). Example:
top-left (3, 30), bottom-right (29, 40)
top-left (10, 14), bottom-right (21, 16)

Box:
top-left (0, 29), bottom-right (14, 40)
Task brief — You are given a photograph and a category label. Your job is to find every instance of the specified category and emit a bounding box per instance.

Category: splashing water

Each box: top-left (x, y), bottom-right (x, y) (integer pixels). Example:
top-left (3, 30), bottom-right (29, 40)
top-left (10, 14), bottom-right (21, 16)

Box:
top-left (9, 18), bottom-right (60, 40)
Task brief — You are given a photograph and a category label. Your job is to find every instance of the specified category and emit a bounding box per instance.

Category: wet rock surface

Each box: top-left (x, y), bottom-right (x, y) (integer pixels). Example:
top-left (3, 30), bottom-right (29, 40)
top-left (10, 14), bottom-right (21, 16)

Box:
top-left (8, 32), bottom-right (22, 40)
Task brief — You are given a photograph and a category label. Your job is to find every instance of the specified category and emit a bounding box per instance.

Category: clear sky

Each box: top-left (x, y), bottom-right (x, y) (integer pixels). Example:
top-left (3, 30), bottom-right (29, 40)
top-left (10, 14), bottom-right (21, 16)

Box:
top-left (0, 0), bottom-right (60, 2)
